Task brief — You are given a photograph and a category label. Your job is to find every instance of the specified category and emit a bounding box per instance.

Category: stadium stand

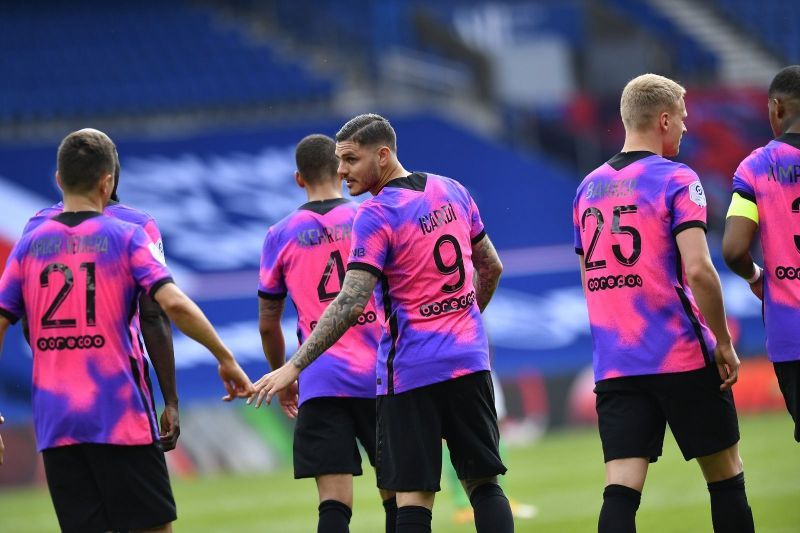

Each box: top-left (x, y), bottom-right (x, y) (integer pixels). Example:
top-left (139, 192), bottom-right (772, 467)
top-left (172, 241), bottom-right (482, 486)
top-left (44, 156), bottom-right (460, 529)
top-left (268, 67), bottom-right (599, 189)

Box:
top-left (711, 0), bottom-right (800, 63)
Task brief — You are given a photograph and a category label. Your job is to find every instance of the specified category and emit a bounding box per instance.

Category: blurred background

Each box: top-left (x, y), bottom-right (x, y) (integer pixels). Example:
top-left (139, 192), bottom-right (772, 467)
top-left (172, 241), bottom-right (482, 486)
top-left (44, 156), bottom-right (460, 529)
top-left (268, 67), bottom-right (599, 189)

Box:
top-left (0, 1), bottom-right (798, 531)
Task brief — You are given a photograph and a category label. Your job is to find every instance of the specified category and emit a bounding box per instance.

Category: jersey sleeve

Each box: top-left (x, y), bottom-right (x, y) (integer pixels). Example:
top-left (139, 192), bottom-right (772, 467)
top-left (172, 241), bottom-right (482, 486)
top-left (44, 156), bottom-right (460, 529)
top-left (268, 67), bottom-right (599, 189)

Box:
top-left (467, 195), bottom-right (486, 244)
top-left (347, 203), bottom-right (390, 277)
top-left (573, 193), bottom-right (583, 255)
top-left (128, 226), bottom-right (173, 297)
top-left (142, 218), bottom-right (167, 265)
top-left (732, 157), bottom-right (756, 202)
top-left (0, 245), bottom-right (25, 323)
top-left (258, 228), bottom-right (287, 299)
top-left (666, 167), bottom-right (708, 236)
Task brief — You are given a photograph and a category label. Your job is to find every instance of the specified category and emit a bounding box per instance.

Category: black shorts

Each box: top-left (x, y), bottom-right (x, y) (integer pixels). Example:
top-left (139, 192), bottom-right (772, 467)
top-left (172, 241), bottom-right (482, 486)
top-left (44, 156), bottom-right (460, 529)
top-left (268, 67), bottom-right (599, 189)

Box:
top-left (595, 364), bottom-right (740, 462)
top-left (293, 397), bottom-right (377, 479)
top-left (376, 370), bottom-right (507, 492)
top-left (774, 360), bottom-right (800, 442)
top-left (42, 443), bottom-right (176, 533)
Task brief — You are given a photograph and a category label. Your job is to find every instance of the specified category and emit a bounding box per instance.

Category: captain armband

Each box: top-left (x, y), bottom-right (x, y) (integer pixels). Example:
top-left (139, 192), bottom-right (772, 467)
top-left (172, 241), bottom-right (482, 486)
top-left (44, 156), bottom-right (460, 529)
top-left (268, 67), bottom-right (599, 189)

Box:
top-left (726, 192), bottom-right (758, 224)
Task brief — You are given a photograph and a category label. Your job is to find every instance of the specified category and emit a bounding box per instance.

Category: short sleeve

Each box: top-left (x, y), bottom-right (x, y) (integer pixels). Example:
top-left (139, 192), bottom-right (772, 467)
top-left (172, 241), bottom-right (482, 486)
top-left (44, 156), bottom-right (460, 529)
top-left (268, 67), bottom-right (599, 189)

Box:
top-left (347, 203), bottom-right (390, 277)
top-left (573, 194), bottom-right (583, 255)
top-left (128, 226), bottom-right (173, 297)
top-left (667, 167), bottom-right (708, 236)
top-left (142, 218), bottom-right (167, 265)
top-left (732, 158), bottom-right (756, 202)
top-left (0, 245), bottom-right (25, 323)
top-left (467, 196), bottom-right (486, 244)
top-left (258, 228), bottom-right (287, 299)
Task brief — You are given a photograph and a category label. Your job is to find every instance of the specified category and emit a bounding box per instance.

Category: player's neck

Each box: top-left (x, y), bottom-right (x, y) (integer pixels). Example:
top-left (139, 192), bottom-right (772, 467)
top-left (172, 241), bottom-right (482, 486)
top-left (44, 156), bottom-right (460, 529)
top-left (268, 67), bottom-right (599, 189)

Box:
top-left (621, 129), bottom-right (663, 156)
top-left (371, 161), bottom-right (410, 195)
top-left (62, 194), bottom-right (104, 213)
top-left (781, 114), bottom-right (800, 135)
top-left (305, 186), bottom-right (343, 202)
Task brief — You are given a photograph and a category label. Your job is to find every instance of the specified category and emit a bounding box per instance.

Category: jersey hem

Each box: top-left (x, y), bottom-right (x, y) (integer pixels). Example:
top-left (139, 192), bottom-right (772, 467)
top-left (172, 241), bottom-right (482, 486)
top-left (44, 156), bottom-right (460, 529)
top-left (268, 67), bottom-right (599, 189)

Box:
top-left (148, 277), bottom-right (174, 298)
top-left (672, 220), bottom-right (707, 237)
top-left (470, 229), bottom-right (487, 245)
top-left (258, 290), bottom-right (287, 300)
top-left (347, 261), bottom-right (382, 278)
top-left (594, 360), bottom-right (710, 383)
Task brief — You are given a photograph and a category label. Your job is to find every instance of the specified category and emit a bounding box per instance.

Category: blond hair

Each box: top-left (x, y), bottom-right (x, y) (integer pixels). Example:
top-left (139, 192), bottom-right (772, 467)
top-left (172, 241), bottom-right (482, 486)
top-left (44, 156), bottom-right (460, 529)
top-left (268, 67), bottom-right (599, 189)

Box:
top-left (620, 74), bottom-right (686, 131)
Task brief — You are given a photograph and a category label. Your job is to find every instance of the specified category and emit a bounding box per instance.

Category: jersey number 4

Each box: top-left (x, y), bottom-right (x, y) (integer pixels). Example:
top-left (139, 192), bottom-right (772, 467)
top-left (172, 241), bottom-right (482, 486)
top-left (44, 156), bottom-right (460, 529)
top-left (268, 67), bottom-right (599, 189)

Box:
top-left (317, 250), bottom-right (346, 302)
top-left (40, 262), bottom-right (96, 329)
top-left (581, 205), bottom-right (642, 270)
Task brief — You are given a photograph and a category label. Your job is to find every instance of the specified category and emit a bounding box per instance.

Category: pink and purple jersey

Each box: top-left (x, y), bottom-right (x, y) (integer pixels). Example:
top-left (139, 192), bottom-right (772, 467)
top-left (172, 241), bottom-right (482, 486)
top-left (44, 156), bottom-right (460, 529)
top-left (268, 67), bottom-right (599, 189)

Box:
top-left (0, 212), bottom-right (173, 451)
top-left (732, 133), bottom-right (800, 362)
top-left (23, 201), bottom-right (166, 431)
top-left (259, 198), bottom-right (380, 405)
top-left (348, 173), bottom-right (490, 396)
top-left (573, 152), bottom-right (716, 382)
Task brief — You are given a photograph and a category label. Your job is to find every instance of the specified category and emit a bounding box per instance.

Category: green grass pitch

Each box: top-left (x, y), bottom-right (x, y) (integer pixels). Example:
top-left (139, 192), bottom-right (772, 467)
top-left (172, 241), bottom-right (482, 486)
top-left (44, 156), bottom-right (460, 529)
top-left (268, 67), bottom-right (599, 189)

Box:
top-left (1, 413), bottom-right (797, 532)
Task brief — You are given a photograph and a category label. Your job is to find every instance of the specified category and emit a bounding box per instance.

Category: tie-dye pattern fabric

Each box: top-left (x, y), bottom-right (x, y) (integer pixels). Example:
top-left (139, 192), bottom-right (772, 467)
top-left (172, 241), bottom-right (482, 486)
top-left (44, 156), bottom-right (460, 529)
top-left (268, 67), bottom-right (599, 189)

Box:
top-left (22, 201), bottom-right (165, 434)
top-left (259, 199), bottom-right (380, 404)
top-left (0, 213), bottom-right (172, 450)
top-left (732, 133), bottom-right (800, 363)
top-left (573, 152), bottom-right (716, 382)
top-left (347, 173), bottom-right (490, 396)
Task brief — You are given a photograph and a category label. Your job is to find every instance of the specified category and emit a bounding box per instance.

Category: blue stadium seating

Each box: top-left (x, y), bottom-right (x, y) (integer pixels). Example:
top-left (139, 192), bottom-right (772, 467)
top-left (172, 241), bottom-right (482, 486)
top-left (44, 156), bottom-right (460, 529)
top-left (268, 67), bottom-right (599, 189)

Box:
top-left (0, 1), bottom-right (336, 122)
top-left (711, 0), bottom-right (799, 63)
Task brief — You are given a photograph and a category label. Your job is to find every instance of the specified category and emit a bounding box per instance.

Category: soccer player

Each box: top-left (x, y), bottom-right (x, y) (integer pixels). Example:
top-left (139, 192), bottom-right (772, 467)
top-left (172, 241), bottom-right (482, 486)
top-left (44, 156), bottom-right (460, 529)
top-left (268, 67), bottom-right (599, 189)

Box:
top-left (0, 129), bottom-right (253, 533)
top-left (251, 114), bottom-right (512, 533)
top-left (573, 74), bottom-right (755, 533)
top-left (22, 148), bottom-right (181, 452)
top-left (722, 65), bottom-right (800, 444)
top-left (252, 134), bottom-right (396, 532)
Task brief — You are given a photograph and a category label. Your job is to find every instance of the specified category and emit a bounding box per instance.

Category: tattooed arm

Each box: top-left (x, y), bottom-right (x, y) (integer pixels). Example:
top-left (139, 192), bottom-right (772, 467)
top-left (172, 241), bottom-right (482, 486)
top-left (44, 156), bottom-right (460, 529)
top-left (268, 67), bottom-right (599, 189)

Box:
top-left (472, 235), bottom-right (503, 312)
top-left (249, 269), bottom-right (378, 407)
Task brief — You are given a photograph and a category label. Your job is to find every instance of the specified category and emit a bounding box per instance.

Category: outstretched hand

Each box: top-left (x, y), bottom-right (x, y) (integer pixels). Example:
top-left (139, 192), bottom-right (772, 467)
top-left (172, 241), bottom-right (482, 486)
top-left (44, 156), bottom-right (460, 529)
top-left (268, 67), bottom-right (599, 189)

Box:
top-left (219, 359), bottom-right (255, 401)
top-left (247, 363), bottom-right (301, 409)
top-left (278, 381), bottom-right (299, 419)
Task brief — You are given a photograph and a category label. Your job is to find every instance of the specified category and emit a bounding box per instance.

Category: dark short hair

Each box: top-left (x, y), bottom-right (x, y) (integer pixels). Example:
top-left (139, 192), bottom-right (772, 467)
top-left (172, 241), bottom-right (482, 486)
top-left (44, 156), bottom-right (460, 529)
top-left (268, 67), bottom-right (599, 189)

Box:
top-left (57, 129), bottom-right (117, 193)
top-left (769, 65), bottom-right (800, 99)
top-left (335, 113), bottom-right (397, 152)
top-left (295, 134), bottom-right (338, 185)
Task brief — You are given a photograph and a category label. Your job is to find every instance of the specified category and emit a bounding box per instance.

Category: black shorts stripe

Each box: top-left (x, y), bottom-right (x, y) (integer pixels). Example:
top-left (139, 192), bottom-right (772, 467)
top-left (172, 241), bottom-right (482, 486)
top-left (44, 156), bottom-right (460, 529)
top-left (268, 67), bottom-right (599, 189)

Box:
top-left (381, 275), bottom-right (398, 395)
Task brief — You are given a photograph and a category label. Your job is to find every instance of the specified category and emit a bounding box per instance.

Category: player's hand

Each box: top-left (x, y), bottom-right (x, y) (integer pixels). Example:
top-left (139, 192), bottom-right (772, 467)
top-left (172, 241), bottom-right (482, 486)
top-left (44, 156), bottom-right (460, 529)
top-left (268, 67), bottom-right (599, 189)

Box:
top-left (159, 403), bottom-right (180, 452)
top-left (0, 413), bottom-right (5, 466)
top-left (277, 381), bottom-right (299, 419)
top-left (714, 341), bottom-right (740, 390)
top-left (749, 276), bottom-right (764, 301)
top-left (219, 359), bottom-right (255, 401)
top-left (248, 363), bottom-right (301, 408)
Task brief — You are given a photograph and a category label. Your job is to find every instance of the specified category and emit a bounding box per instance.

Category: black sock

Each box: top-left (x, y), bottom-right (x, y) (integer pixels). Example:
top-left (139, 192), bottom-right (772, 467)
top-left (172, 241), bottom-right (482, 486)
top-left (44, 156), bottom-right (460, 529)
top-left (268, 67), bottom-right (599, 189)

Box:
top-left (383, 496), bottom-right (398, 533)
top-left (598, 484), bottom-right (640, 533)
top-left (396, 505), bottom-right (432, 533)
top-left (469, 483), bottom-right (514, 533)
top-left (318, 499), bottom-right (351, 533)
top-left (707, 473), bottom-right (755, 533)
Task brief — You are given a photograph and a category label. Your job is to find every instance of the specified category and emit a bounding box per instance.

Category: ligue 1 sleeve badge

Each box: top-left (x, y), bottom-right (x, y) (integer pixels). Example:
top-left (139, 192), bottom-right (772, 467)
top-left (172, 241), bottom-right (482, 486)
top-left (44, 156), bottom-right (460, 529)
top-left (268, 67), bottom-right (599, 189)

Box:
top-left (689, 181), bottom-right (707, 207)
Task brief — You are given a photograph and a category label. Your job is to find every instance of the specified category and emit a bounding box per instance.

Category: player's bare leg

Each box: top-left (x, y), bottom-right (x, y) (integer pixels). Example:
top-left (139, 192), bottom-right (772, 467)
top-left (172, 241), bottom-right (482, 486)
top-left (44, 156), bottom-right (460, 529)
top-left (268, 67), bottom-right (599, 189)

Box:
top-left (696, 443), bottom-right (754, 533)
top-left (316, 474), bottom-right (354, 532)
top-left (396, 491), bottom-right (434, 533)
top-left (599, 458), bottom-right (648, 533)
top-left (461, 476), bottom-right (514, 532)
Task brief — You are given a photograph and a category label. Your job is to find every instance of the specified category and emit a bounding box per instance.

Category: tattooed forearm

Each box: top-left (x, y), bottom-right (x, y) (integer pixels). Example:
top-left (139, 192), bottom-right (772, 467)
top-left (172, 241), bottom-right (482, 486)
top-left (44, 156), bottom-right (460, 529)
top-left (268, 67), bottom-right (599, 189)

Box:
top-left (259, 297), bottom-right (287, 370)
top-left (472, 235), bottom-right (503, 312)
top-left (290, 269), bottom-right (377, 370)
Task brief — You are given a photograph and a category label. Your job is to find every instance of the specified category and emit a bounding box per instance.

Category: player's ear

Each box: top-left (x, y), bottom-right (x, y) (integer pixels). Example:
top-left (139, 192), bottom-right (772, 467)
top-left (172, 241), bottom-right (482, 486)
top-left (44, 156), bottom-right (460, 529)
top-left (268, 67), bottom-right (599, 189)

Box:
top-left (295, 171), bottom-right (306, 189)
top-left (377, 146), bottom-right (391, 167)
top-left (100, 173), bottom-right (114, 198)
top-left (54, 171), bottom-right (64, 192)
top-left (660, 111), bottom-right (670, 132)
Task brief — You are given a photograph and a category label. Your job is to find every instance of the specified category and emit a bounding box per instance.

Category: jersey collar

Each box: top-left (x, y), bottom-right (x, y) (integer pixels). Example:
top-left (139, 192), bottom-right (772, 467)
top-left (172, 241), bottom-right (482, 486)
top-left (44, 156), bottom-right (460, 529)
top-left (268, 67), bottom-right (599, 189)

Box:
top-left (607, 151), bottom-right (656, 171)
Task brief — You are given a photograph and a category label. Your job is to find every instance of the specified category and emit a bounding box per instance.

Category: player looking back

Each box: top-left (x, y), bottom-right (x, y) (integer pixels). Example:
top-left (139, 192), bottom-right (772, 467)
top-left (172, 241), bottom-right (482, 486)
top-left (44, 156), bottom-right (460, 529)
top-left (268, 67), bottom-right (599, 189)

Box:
top-left (251, 114), bottom-right (512, 533)
top-left (252, 134), bottom-right (396, 533)
top-left (573, 74), bottom-right (755, 533)
top-left (22, 148), bottom-right (181, 452)
top-left (723, 65), bottom-right (800, 444)
top-left (0, 129), bottom-right (253, 533)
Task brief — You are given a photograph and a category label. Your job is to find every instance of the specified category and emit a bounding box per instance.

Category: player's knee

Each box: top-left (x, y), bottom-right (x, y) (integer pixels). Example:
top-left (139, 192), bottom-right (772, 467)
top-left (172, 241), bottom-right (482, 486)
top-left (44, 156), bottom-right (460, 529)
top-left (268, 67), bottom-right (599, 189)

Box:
top-left (697, 445), bottom-right (743, 483)
top-left (461, 476), bottom-right (499, 497)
